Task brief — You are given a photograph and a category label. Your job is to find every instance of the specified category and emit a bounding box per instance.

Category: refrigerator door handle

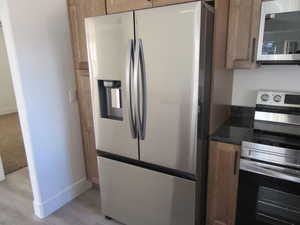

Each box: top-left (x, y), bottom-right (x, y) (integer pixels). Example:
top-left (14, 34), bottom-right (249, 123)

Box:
top-left (133, 40), bottom-right (141, 138)
top-left (134, 39), bottom-right (147, 140)
top-left (126, 39), bottom-right (137, 139)
top-left (139, 39), bottom-right (147, 140)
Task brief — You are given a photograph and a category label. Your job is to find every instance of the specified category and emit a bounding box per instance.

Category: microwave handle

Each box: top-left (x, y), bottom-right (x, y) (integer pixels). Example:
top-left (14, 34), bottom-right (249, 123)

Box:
top-left (240, 159), bottom-right (300, 184)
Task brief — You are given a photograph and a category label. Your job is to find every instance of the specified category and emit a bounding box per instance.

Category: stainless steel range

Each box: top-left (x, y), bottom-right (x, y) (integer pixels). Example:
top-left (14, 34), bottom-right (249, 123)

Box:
top-left (254, 90), bottom-right (300, 136)
top-left (236, 90), bottom-right (300, 225)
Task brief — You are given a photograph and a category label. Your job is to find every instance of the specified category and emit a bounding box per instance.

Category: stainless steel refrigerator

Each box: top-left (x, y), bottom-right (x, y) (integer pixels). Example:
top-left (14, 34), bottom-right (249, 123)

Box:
top-left (85, 2), bottom-right (214, 225)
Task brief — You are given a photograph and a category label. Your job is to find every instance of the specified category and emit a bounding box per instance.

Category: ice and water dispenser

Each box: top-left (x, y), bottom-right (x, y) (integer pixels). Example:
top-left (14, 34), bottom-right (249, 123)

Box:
top-left (98, 80), bottom-right (123, 120)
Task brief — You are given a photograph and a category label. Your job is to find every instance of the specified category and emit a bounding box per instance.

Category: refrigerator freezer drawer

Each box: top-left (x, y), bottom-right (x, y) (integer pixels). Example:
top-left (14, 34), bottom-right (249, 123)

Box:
top-left (98, 157), bottom-right (196, 225)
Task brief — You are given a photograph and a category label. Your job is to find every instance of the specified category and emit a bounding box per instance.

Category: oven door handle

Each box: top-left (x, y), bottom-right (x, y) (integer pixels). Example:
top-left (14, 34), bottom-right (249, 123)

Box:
top-left (240, 159), bottom-right (300, 184)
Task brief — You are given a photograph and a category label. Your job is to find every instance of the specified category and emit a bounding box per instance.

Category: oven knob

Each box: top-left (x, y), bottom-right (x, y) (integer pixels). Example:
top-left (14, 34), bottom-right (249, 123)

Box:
top-left (274, 95), bottom-right (282, 103)
top-left (261, 94), bottom-right (270, 102)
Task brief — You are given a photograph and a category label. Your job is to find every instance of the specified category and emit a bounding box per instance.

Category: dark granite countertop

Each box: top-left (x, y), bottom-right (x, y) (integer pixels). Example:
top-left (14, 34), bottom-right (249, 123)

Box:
top-left (210, 106), bottom-right (300, 149)
top-left (210, 120), bottom-right (252, 145)
top-left (210, 106), bottom-right (254, 145)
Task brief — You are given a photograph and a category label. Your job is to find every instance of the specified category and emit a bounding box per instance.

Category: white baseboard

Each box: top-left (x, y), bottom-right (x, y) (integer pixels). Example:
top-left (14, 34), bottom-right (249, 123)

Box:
top-left (33, 178), bottom-right (92, 218)
top-left (0, 107), bottom-right (17, 116)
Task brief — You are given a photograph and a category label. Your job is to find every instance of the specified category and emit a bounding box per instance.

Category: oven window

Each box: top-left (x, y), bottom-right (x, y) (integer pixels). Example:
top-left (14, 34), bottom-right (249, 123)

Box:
top-left (236, 171), bottom-right (300, 225)
top-left (262, 11), bottom-right (300, 56)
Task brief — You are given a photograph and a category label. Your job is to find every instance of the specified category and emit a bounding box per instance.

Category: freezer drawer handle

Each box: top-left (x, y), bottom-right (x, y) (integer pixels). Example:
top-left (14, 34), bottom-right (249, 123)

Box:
top-left (126, 39), bottom-right (137, 138)
top-left (133, 39), bottom-right (147, 140)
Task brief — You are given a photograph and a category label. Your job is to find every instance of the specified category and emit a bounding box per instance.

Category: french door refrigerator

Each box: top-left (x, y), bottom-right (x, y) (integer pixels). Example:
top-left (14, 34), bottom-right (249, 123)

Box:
top-left (86, 2), bottom-right (214, 225)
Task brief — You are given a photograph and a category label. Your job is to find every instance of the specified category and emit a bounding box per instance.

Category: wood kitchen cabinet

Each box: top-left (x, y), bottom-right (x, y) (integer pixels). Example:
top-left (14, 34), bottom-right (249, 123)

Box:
top-left (76, 72), bottom-right (99, 184)
top-left (226, 0), bottom-right (262, 69)
top-left (206, 141), bottom-right (240, 225)
top-left (153, 0), bottom-right (195, 7)
top-left (68, 0), bottom-right (106, 68)
top-left (106, 0), bottom-right (200, 14)
top-left (106, 0), bottom-right (153, 14)
top-left (67, 0), bottom-right (106, 184)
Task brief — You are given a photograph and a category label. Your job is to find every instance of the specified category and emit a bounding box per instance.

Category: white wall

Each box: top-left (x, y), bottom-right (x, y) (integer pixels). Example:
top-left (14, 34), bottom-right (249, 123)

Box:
top-left (0, 28), bottom-right (17, 115)
top-left (232, 65), bottom-right (300, 107)
top-left (0, 0), bottom-right (91, 218)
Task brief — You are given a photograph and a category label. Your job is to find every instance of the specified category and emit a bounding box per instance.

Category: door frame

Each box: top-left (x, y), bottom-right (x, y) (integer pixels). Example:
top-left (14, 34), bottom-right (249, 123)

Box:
top-left (0, 0), bottom-right (92, 219)
top-left (0, 0), bottom-right (40, 206)
top-left (0, 154), bottom-right (5, 182)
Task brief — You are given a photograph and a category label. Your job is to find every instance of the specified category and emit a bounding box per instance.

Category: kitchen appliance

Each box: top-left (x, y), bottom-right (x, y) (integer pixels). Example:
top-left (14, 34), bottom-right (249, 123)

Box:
top-left (85, 2), bottom-right (214, 225)
top-left (254, 90), bottom-right (300, 136)
top-left (236, 90), bottom-right (300, 225)
top-left (257, 0), bottom-right (300, 64)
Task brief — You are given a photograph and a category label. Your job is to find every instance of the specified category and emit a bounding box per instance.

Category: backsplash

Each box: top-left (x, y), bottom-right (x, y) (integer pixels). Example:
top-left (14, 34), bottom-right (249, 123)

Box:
top-left (229, 106), bottom-right (254, 128)
top-left (232, 65), bottom-right (300, 107)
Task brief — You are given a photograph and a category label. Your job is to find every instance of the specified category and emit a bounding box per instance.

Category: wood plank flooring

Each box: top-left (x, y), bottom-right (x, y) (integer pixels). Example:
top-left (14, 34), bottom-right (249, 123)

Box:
top-left (0, 168), bottom-right (121, 225)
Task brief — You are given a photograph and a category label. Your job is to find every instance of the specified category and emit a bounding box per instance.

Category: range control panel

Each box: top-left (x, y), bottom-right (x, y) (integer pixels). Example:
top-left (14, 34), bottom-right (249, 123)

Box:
top-left (257, 90), bottom-right (300, 108)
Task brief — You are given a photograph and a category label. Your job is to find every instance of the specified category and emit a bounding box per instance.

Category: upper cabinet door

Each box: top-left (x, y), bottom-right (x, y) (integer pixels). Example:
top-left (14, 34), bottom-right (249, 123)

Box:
top-left (86, 13), bottom-right (139, 160)
top-left (135, 2), bottom-right (201, 174)
top-left (226, 0), bottom-right (262, 69)
top-left (68, 0), bottom-right (106, 69)
top-left (106, 0), bottom-right (153, 14)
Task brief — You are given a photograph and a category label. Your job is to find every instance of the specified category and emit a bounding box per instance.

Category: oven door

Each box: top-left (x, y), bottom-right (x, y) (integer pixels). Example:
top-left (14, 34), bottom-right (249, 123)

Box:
top-left (236, 159), bottom-right (300, 225)
top-left (257, 0), bottom-right (300, 63)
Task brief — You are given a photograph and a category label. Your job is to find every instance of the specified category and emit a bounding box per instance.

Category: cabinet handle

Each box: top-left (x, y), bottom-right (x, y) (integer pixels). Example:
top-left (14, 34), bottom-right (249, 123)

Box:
top-left (233, 151), bottom-right (238, 175)
top-left (251, 38), bottom-right (257, 63)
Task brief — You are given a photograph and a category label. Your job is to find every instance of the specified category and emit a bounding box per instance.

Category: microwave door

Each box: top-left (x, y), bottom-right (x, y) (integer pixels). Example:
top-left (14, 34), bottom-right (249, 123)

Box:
top-left (134, 2), bottom-right (201, 174)
top-left (257, 0), bottom-right (300, 62)
top-left (86, 13), bottom-right (139, 159)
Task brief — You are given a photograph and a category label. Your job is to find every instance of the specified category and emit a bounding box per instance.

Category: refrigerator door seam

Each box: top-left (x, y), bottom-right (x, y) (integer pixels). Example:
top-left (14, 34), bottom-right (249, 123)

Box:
top-left (97, 150), bottom-right (196, 181)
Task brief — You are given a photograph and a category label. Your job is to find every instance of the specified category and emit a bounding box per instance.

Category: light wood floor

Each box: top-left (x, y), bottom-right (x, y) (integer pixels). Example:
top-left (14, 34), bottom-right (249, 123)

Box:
top-left (0, 168), bottom-right (122, 225)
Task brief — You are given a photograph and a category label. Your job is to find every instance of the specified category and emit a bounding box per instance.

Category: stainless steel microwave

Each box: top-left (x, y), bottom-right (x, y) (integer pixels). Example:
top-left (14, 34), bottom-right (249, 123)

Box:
top-left (257, 0), bottom-right (300, 63)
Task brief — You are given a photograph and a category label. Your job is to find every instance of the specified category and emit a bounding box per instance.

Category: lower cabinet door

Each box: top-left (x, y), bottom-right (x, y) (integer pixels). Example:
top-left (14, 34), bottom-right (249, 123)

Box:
top-left (98, 157), bottom-right (196, 225)
top-left (206, 141), bottom-right (240, 225)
